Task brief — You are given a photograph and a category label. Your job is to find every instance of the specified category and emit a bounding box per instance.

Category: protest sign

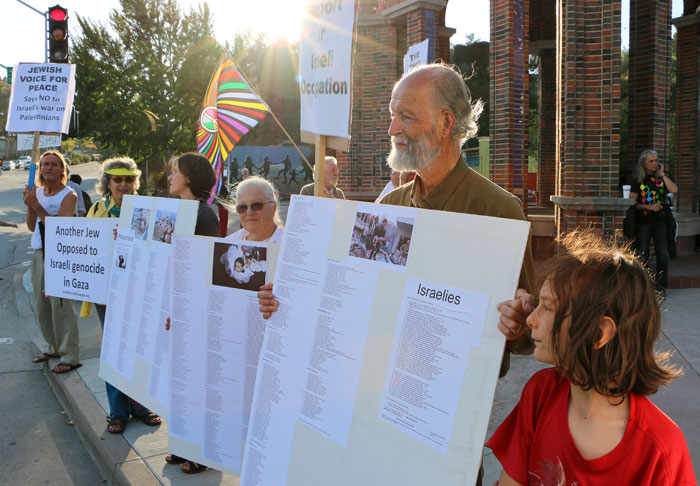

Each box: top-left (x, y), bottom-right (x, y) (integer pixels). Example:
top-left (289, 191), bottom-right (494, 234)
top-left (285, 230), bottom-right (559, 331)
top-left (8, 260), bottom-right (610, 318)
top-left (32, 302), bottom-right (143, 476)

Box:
top-left (5, 63), bottom-right (76, 134)
top-left (166, 235), bottom-right (280, 475)
top-left (44, 217), bottom-right (118, 304)
top-left (98, 195), bottom-right (198, 418)
top-left (403, 39), bottom-right (429, 73)
top-left (299, 0), bottom-right (356, 145)
top-left (241, 196), bottom-right (530, 486)
top-left (17, 133), bottom-right (62, 151)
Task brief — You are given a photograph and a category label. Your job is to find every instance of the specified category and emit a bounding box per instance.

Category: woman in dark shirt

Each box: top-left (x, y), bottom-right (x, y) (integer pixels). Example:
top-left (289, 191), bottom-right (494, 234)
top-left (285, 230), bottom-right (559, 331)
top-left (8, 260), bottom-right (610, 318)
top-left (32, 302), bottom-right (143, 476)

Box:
top-left (629, 149), bottom-right (677, 291)
top-left (165, 152), bottom-right (219, 473)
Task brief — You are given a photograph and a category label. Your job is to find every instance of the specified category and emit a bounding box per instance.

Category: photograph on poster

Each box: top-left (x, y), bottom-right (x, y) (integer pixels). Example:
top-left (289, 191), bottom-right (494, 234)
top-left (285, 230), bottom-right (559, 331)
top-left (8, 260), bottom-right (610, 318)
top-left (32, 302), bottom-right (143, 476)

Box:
top-left (349, 211), bottom-right (415, 267)
top-left (152, 210), bottom-right (177, 244)
top-left (130, 208), bottom-right (151, 240)
top-left (116, 252), bottom-right (127, 269)
top-left (212, 242), bottom-right (267, 291)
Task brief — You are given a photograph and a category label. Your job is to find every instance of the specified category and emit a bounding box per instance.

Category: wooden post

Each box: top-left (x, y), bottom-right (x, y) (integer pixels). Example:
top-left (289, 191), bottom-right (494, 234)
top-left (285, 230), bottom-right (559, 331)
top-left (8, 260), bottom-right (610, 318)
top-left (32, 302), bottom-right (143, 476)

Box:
top-left (31, 131), bottom-right (41, 164)
top-left (314, 135), bottom-right (327, 197)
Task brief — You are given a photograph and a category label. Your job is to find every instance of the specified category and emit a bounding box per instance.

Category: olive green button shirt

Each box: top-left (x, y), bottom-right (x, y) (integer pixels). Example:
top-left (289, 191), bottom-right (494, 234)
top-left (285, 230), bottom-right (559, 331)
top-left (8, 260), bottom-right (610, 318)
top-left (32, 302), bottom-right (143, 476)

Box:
top-left (380, 158), bottom-right (536, 375)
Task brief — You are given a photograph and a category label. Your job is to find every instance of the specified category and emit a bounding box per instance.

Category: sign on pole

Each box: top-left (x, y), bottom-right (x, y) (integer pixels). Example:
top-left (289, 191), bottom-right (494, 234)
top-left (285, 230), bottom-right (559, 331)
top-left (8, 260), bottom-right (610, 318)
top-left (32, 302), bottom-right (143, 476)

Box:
top-left (5, 63), bottom-right (76, 134)
top-left (299, 0), bottom-right (356, 154)
top-left (17, 133), bottom-right (62, 151)
top-left (404, 39), bottom-right (429, 73)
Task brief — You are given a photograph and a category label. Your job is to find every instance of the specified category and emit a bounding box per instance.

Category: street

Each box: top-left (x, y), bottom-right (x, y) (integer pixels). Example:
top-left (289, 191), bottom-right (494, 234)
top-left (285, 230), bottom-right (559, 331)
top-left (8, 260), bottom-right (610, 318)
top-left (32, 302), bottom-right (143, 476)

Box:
top-left (0, 163), bottom-right (107, 485)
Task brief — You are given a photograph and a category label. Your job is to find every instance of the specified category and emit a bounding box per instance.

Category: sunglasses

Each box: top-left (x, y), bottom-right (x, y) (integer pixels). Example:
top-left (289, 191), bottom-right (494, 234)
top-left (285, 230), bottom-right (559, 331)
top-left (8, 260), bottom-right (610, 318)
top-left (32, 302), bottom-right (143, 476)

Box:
top-left (111, 176), bottom-right (136, 184)
top-left (236, 201), bottom-right (273, 214)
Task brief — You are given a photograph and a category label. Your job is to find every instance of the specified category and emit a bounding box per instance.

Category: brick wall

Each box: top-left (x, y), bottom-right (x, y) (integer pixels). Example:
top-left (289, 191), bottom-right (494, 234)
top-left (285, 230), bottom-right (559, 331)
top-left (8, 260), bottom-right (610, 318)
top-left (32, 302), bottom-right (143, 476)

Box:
top-left (628, 0), bottom-right (672, 183)
top-left (674, 1), bottom-right (700, 213)
top-left (490, 0), bottom-right (529, 209)
top-left (555, 0), bottom-right (623, 235)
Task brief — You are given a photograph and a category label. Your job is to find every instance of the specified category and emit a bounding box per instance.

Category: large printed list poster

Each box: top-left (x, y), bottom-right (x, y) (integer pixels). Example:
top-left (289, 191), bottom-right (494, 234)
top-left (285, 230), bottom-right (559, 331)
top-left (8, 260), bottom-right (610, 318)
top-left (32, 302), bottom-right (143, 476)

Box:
top-left (166, 235), bottom-right (280, 475)
top-left (241, 196), bottom-right (530, 486)
top-left (98, 195), bottom-right (198, 418)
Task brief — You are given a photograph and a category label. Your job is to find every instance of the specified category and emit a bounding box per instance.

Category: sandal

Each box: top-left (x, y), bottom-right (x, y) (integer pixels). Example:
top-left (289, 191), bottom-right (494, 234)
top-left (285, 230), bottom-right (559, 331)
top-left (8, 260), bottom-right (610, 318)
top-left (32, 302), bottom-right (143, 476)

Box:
top-left (32, 353), bottom-right (57, 363)
top-left (181, 460), bottom-right (208, 474)
top-left (107, 417), bottom-right (127, 434)
top-left (138, 411), bottom-right (161, 426)
top-left (165, 453), bottom-right (186, 465)
top-left (51, 362), bottom-right (83, 374)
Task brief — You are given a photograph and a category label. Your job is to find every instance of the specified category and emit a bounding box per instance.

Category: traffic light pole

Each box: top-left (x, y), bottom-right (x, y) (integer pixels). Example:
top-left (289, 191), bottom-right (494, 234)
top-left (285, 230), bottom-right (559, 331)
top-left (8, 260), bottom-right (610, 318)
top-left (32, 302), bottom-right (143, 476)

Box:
top-left (14, 0), bottom-right (48, 62)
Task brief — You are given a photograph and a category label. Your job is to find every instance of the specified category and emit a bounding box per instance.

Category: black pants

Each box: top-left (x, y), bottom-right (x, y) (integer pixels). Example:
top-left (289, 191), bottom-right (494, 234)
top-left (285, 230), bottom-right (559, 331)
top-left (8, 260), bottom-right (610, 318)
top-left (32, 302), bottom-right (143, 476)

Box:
top-left (635, 216), bottom-right (668, 288)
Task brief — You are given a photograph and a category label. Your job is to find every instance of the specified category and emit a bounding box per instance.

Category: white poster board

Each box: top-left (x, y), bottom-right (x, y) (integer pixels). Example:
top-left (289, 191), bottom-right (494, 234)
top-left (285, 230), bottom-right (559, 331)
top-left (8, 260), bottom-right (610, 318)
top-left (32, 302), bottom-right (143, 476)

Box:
top-left (404, 39), bottom-right (429, 73)
top-left (241, 196), bottom-right (530, 486)
top-left (43, 217), bottom-right (118, 304)
top-left (299, 0), bottom-right (355, 139)
top-left (5, 63), bottom-right (76, 134)
top-left (98, 195), bottom-right (198, 418)
top-left (17, 133), bottom-right (62, 151)
top-left (166, 235), bottom-right (280, 475)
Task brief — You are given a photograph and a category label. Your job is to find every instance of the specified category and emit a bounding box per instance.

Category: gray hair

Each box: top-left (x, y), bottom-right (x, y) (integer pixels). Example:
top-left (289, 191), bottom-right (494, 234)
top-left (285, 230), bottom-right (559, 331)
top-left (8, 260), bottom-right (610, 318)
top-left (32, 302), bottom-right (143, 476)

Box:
top-left (635, 149), bottom-right (658, 183)
top-left (95, 157), bottom-right (142, 196)
top-left (399, 62), bottom-right (483, 146)
top-left (235, 175), bottom-right (284, 229)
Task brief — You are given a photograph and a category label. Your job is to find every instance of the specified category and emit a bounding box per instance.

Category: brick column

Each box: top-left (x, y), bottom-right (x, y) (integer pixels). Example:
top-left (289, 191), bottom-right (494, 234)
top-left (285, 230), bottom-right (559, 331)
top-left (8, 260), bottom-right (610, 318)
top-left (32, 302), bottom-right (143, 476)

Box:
top-left (490, 0), bottom-right (529, 208)
top-left (673, 1), bottom-right (700, 213)
top-left (554, 0), bottom-right (624, 236)
top-left (530, 0), bottom-right (556, 208)
top-left (628, 0), bottom-right (672, 180)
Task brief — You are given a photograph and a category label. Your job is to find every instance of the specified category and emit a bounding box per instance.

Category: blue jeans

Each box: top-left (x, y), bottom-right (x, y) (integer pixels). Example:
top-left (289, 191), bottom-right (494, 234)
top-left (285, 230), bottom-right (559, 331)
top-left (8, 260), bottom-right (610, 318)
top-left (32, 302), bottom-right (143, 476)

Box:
top-left (635, 216), bottom-right (668, 288)
top-left (95, 304), bottom-right (149, 420)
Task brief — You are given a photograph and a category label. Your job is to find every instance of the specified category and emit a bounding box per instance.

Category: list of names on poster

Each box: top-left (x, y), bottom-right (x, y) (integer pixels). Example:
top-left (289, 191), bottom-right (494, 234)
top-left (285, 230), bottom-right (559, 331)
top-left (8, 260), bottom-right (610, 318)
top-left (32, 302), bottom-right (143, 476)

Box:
top-left (378, 277), bottom-right (489, 454)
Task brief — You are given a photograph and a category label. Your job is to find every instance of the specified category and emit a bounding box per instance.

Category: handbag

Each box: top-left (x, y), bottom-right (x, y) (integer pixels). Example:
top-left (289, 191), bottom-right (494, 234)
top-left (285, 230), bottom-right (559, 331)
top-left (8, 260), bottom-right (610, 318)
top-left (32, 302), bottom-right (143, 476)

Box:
top-left (664, 204), bottom-right (678, 260)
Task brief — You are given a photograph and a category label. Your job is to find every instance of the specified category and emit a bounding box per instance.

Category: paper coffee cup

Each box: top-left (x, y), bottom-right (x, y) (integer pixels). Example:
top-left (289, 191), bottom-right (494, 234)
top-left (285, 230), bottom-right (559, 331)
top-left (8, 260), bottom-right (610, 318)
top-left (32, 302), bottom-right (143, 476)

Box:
top-left (622, 185), bottom-right (631, 198)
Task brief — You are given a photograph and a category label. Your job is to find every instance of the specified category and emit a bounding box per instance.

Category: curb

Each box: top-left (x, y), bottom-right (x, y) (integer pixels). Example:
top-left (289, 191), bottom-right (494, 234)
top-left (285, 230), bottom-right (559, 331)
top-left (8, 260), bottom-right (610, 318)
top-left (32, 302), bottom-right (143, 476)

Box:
top-left (35, 341), bottom-right (162, 486)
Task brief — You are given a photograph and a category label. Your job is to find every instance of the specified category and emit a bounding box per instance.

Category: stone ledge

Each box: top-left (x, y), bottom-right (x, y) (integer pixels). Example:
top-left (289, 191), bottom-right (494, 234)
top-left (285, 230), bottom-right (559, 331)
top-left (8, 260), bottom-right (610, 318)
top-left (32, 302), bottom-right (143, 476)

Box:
top-left (676, 212), bottom-right (700, 237)
top-left (551, 196), bottom-right (634, 212)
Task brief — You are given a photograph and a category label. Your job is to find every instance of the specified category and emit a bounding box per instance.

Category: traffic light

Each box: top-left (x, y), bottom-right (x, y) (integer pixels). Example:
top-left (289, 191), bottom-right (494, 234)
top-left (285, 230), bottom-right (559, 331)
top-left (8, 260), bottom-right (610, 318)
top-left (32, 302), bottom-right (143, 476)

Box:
top-left (48, 5), bottom-right (69, 63)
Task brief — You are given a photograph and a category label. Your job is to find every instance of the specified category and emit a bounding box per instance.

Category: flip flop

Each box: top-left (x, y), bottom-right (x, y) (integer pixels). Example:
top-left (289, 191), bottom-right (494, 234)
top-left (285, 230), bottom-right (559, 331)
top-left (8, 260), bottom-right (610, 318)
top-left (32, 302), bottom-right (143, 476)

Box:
top-left (165, 453), bottom-right (186, 465)
top-left (32, 353), bottom-right (57, 363)
top-left (137, 411), bottom-right (161, 426)
top-left (51, 362), bottom-right (83, 374)
top-left (107, 417), bottom-right (127, 434)
top-left (181, 460), bottom-right (208, 474)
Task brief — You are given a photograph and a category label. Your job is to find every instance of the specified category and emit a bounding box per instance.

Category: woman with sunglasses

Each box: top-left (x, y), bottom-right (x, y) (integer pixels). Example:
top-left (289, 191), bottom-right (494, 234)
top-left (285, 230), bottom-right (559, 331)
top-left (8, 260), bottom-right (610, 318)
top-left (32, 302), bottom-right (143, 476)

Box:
top-left (227, 175), bottom-right (284, 243)
top-left (81, 157), bottom-right (163, 434)
top-left (164, 152), bottom-right (219, 474)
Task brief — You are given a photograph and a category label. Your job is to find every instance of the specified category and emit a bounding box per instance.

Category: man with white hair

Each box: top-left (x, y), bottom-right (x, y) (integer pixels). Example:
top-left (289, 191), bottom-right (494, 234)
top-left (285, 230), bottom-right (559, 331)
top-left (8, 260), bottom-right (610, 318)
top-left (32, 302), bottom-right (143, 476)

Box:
top-left (381, 62), bottom-right (535, 323)
top-left (299, 156), bottom-right (345, 199)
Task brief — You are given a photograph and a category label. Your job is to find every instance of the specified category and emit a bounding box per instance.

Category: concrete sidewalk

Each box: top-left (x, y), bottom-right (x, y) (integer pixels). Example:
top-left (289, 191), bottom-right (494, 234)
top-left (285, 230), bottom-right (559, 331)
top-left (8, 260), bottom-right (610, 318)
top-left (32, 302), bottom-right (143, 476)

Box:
top-left (20, 272), bottom-right (700, 485)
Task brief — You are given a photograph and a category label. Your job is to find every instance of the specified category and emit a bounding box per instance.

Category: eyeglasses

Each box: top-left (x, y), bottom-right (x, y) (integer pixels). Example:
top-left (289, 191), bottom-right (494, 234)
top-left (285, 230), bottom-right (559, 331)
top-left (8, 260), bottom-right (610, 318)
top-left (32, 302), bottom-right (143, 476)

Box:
top-left (111, 176), bottom-right (136, 184)
top-left (236, 201), bottom-right (274, 214)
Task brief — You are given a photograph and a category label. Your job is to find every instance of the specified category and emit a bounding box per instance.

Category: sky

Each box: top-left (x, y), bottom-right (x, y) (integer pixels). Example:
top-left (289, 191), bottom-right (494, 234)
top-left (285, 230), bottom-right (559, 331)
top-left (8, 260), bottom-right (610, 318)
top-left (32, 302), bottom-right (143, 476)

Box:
top-left (0, 0), bottom-right (685, 69)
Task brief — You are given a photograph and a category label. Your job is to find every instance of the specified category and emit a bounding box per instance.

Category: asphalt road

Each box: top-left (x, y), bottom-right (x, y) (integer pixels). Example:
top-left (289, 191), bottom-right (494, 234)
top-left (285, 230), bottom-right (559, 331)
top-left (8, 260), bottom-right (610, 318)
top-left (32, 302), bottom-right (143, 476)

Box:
top-left (0, 163), bottom-right (108, 485)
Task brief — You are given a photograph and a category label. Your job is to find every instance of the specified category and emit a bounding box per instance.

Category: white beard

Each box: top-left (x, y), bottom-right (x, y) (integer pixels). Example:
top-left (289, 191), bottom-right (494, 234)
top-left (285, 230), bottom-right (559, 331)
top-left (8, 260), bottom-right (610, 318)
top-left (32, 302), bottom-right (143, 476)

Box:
top-left (387, 132), bottom-right (440, 172)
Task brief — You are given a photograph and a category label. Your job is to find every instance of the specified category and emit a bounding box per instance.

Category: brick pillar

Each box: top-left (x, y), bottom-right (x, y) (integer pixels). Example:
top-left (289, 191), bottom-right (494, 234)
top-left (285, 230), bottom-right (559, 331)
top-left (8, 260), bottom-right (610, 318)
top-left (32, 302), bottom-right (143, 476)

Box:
top-left (490, 0), bottom-right (529, 208)
top-left (673, 1), bottom-right (700, 213)
top-left (628, 0), bottom-right (672, 182)
top-left (554, 0), bottom-right (626, 236)
top-left (336, 0), bottom-right (452, 200)
top-left (530, 0), bottom-right (556, 208)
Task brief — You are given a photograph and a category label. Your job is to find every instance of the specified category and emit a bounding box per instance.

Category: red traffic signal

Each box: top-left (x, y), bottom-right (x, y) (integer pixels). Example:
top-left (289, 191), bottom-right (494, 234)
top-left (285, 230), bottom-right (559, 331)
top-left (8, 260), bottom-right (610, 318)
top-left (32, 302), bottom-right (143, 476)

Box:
top-left (49, 5), bottom-right (67, 21)
top-left (47, 5), bottom-right (69, 63)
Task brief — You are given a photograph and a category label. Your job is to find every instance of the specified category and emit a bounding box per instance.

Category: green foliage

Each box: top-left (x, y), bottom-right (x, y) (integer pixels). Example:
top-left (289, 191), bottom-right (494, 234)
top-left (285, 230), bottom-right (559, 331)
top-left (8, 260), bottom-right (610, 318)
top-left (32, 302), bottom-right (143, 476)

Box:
top-left (71, 0), bottom-right (222, 194)
top-left (451, 41), bottom-right (490, 147)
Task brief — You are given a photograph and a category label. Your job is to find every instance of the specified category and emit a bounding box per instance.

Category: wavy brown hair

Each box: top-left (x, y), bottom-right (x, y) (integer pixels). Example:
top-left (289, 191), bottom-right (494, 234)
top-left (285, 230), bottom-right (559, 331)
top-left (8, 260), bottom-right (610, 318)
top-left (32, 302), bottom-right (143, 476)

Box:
top-left (540, 231), bottom-right (680, 400)
top-left (37, 150), bottom-right (68, 187)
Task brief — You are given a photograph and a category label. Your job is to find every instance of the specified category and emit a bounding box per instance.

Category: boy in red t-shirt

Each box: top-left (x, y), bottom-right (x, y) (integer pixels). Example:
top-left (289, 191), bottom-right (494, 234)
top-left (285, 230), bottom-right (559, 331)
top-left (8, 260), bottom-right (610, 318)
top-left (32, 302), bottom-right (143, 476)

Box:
top-left (488, 231), bottom-right (696, 486)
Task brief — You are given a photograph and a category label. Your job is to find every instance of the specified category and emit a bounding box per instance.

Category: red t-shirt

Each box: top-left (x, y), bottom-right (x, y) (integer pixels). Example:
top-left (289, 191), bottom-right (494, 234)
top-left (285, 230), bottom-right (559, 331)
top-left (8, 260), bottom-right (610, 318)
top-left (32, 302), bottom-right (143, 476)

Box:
top-left (487, 368), bottom-right (696, 486)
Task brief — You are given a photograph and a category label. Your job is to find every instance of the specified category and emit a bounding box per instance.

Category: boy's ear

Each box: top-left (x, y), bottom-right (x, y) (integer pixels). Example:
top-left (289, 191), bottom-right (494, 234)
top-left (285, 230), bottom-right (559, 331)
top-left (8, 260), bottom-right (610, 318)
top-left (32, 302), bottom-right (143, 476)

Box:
top-left (594, 316), bottom-right (617, 349)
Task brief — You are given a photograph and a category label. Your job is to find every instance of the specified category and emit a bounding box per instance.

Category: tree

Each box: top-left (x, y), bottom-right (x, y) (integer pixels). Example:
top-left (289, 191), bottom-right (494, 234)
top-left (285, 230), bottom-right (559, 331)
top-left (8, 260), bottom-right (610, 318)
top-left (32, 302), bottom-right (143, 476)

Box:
top-left (71, 0), bottom-right (222, 194)
top-left (451, 40), bottom-right (490, 147)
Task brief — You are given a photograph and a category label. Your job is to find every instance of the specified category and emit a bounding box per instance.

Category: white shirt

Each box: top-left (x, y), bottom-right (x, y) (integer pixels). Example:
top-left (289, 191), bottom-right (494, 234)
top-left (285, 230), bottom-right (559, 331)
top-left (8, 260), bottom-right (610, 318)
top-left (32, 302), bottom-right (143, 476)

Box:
top-left (31, 186), bottom-right (75, 249)
top-left (226, 226), bottom-right (284, 243)
top-left (375, 181), bottom-right (396, 202)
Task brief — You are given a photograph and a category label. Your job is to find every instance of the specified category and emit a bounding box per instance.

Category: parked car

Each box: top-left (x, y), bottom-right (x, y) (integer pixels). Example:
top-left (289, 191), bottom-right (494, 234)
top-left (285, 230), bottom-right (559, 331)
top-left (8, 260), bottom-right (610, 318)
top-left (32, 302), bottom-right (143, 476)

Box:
top-left (19, 156), bottom-right (31, 169)
top-left (2, 160), bottom-right (16, 171)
